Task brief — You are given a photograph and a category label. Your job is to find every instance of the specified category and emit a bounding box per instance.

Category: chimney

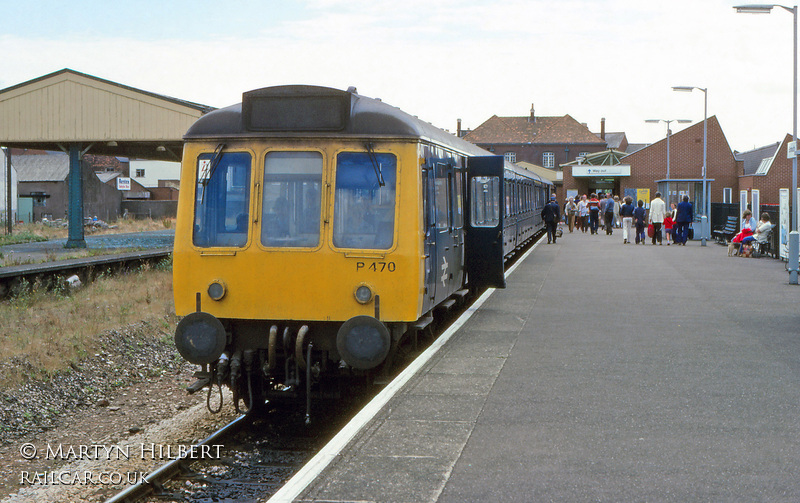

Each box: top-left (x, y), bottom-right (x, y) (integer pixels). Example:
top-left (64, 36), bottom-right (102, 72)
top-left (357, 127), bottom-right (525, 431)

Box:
top-left (600, 117), bottom-right (606, 141)
top-left (457, 118), bottom-right (462, 137)
top-left (529, 103), bottom-right (535, 123)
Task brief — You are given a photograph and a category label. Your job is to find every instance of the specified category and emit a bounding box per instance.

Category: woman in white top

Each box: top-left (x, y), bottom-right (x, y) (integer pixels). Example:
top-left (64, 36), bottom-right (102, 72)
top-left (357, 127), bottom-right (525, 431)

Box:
top-left (741, 209), bottom-right (757, 232)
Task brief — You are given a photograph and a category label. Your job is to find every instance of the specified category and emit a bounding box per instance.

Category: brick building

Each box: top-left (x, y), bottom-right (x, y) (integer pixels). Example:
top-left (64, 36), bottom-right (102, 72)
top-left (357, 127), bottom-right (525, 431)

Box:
top-left (462, 106), bottom-right (608, 170)
top-left (737, 134), bottom-right (794, 206)
top-left (563, 116), bottom-right (738, 210)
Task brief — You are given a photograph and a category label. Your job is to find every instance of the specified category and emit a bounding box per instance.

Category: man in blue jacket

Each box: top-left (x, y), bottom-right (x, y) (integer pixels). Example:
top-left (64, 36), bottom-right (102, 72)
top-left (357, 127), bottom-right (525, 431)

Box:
top-left (541, 194), bottom-right (561, 244)
top-left (674, 195), bottom-right (693, 245)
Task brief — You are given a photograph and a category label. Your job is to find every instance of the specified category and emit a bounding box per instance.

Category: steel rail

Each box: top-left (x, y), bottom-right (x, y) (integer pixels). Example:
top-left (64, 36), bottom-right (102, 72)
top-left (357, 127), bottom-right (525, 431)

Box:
top-left (104, 413), bottom-right (250, 503)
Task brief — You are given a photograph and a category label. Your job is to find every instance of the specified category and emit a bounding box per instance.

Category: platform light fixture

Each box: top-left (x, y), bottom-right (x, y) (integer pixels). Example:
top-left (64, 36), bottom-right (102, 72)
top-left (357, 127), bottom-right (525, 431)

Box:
top-left (735, 4), bottom-right (781, 13)
top-left (735, 3), bottom-right (799, 284)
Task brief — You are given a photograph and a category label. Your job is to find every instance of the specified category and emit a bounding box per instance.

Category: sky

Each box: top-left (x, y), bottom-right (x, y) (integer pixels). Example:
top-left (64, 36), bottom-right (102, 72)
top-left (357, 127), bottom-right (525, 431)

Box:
top-left (0, 0), bottom-right (797, 153)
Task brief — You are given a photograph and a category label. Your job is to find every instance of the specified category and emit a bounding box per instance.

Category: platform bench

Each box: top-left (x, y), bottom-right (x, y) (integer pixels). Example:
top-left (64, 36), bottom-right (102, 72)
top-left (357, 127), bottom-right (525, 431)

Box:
top-left (713, 216), bottom-right (738, 244)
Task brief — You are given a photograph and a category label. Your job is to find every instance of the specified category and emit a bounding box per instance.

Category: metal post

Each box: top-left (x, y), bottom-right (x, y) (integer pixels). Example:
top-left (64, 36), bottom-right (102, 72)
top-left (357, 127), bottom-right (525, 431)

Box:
top-left (666, 126), bottom-right (671, 209)
top-left (5, 148), bottom-right (11, 235)
top-left (790, 5), bottom-right (799, 284)
top-left (702, 90), bottom-right (708, 246)
top-left (65, 144), bottom-right (86, 249)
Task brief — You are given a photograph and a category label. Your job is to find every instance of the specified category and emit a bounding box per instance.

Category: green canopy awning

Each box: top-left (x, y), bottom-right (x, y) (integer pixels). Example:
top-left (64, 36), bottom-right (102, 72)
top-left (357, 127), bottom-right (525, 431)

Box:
top-left (561, 149), bottom-right (628, 167)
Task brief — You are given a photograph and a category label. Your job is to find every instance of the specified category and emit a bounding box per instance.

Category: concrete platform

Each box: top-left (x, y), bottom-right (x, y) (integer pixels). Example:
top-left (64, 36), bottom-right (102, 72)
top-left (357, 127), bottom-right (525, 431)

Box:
top-left (291, 230), bottom-right (800, 502)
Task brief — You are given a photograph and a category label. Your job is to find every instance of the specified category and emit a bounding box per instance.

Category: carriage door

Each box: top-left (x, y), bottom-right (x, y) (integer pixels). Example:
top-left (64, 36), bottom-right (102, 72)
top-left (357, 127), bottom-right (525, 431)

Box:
top-left (465, 156), bottom-right (506, 289)
top-left (425, 160), bottom-right (461, 307)
top-left (422, 168), bottom-right (436, 311)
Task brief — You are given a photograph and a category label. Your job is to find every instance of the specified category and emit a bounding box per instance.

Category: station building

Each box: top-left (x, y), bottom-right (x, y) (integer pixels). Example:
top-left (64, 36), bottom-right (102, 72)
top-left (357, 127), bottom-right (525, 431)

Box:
top-left (560, 117), bottom-right (739, 209)
top-left (461, 106), bottom-right (609, 171)
top-left (465, 106), bottom-right (795, 220)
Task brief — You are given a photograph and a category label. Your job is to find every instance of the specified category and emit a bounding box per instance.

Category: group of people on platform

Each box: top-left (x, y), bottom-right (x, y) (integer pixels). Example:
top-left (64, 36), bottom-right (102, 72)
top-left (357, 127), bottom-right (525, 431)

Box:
top-left (730, 209), bottom-right (773, 257)
top-left (547, 191), bottom-right (696, 245)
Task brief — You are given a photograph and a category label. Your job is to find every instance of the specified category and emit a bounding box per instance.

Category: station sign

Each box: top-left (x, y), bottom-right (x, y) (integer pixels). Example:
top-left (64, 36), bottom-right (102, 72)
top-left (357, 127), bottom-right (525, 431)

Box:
top-left (571, 165), bottom-right (631, 177)
top-left (788, 141), bottom-right (797, 159)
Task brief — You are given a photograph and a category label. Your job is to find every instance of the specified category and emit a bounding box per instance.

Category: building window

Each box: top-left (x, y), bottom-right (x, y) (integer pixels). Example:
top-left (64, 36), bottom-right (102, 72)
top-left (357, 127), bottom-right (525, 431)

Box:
top-left (504, 152), bottom-right (516, 163)
top-left (135, 168), bottom-right (145, 178)
top-left (543, 152), bottom-right (555, 168)
top-left (723, 188), bottom-right (732, 204)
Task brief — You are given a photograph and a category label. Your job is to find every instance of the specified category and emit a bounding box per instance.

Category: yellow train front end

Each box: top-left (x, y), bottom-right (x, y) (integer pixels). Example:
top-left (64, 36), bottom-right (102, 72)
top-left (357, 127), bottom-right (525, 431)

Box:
top-left (171, 87), bottom-right (433, 410)
top-left (173, 139), bottom-right (422, 325)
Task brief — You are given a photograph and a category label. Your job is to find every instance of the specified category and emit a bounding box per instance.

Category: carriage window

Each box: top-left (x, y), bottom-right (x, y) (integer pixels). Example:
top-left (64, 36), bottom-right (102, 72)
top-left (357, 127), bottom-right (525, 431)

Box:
top-left (470, 176), bottom-right (500, 227)
top-left (452, 171), bottom-right (463, 229)
top-left (333, 152), bottom-right (397, 249)
top-left (435, 177), bottom-right (449, 231)
top-left (262, 151), bottom-right (322, 248)
top-left (505, 180), bottom-right (512, 216)
top-left (193, 151), bottom-right (251, 247)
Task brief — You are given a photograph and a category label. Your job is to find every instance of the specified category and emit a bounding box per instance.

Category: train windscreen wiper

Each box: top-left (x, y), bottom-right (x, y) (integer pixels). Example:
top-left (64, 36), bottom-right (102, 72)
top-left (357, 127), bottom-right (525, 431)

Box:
top-left (364, 142), bottom-right (385, 187)
top-left (200, 143), bottom-right (226, 203)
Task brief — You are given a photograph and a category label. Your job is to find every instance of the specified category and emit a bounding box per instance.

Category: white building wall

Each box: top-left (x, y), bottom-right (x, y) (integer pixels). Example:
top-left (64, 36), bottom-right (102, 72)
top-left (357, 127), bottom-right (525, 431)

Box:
top-left (129, 159), bottom-right (181, 188)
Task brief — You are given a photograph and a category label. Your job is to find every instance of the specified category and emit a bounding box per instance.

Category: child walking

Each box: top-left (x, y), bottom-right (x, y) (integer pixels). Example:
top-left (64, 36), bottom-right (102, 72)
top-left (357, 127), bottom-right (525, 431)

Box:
top-left (663, 211), bottom-right (674, 245)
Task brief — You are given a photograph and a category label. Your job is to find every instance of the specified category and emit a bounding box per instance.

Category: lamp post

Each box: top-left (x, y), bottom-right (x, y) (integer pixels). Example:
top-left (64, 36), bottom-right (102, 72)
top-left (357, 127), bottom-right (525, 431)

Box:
top-left (735, 3), bottom-right (799, 284)
top-left (645, 118), bottom-right (692, 212)
top-left (673, 86), bottom-right (708, 246)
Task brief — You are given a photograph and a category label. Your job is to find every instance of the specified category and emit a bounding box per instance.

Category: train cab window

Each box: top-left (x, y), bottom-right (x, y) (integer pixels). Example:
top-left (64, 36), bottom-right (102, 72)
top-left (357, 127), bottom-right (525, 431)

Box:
top-left (333, 152), bottom-right (397, 249)
top-left (193, 151), bottom-right (251, 248)
top-left (262, 151), bottom-right (322, 248)
top-left (470, 176), bottom-right (500, 227)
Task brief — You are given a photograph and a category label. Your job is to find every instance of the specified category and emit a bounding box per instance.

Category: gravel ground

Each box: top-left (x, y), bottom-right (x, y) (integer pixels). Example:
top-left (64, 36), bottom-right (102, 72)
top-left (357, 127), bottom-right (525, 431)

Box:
top-left (0, 321), bottom-right (238, 502)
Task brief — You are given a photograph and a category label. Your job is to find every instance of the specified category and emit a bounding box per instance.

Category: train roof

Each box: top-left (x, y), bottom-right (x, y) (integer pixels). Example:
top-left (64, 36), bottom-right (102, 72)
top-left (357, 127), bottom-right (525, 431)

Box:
top-left (185, 85), bottom-right (488, 156)
top-left (504, 161), bottom-right (552, 186)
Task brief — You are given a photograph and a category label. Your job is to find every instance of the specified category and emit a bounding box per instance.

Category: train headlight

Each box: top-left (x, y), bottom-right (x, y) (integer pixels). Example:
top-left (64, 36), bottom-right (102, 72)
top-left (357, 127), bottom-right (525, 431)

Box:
top-left (354, 284), bottom-right (373, 304)
top-left (336, 315), bottom-right (390, 370)
top-left (175, 312), bottom-right (227, 365)
top-left (207, 280), bottom-right (226, 301)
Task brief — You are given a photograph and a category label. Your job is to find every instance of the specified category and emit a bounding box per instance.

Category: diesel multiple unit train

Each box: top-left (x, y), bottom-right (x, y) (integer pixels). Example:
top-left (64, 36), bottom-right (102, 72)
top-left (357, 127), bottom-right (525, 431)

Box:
top-left (172, 85), bottom-right (553, 413)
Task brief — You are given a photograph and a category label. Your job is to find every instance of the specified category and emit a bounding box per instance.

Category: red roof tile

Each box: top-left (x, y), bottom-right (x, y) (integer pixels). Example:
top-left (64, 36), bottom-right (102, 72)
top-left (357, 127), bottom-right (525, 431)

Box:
top-left (464, 114), bottom-right (606, 145)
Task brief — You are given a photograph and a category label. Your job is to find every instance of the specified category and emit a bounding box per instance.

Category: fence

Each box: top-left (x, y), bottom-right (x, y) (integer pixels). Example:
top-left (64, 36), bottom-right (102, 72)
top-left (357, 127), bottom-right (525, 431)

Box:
top-left (120, 200), bottom-right (177, 220)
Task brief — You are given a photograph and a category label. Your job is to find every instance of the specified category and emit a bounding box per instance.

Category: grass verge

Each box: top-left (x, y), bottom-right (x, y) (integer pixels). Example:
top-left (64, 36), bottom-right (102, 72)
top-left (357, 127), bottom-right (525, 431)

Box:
top-left (0, 259), bottom-right (176, 388)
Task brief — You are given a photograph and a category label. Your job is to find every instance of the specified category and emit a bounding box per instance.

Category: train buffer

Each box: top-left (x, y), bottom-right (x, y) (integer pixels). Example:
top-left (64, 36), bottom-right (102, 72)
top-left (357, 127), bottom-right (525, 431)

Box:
top-left (275, 232), bottom-right (800, 502)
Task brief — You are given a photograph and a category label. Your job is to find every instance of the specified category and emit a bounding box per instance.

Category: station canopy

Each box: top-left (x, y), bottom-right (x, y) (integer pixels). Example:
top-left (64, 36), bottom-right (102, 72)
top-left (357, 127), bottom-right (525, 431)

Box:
top-left (0, 68), bottom-right (214, 161)
top-left (562, 149), bottom-right (629, 167)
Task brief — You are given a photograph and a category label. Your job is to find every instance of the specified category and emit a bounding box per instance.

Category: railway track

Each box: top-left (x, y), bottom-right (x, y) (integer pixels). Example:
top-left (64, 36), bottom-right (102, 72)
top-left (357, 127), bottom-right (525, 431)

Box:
top-left (102, 394), bottom-right (373, 503)
top-left (0, 247), bottom-right (171, 298)
top-left (105, 414), bottom-right (251, 503)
